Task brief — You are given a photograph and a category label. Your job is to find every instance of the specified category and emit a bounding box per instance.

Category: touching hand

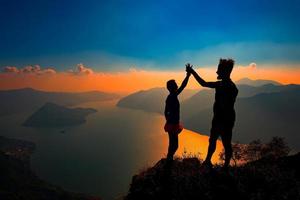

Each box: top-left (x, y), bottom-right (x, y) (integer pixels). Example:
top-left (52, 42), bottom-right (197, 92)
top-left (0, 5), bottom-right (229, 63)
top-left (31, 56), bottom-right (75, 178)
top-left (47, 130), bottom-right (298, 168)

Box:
top-left (185, 63), bottom-right (193, 73)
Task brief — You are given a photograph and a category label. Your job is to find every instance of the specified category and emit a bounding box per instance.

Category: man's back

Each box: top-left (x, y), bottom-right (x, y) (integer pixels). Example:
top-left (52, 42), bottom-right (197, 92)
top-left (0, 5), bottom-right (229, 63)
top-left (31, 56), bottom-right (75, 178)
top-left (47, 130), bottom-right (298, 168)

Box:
top-left (213, 79), bottom-right (238, 117)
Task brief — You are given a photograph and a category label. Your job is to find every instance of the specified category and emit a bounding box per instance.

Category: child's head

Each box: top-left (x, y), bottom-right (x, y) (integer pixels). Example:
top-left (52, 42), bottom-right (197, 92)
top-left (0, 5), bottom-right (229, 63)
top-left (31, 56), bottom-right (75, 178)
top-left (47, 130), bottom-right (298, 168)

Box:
top-left (167, 79), bottom-right (178, 93)
top-left (216, 58), bottom-right (235, 80)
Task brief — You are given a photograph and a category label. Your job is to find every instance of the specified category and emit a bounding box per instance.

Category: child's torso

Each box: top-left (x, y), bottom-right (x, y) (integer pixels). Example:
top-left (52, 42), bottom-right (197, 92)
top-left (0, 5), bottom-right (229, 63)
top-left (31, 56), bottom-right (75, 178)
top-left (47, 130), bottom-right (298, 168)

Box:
top-left (166, 93), bottom-right (180, 124)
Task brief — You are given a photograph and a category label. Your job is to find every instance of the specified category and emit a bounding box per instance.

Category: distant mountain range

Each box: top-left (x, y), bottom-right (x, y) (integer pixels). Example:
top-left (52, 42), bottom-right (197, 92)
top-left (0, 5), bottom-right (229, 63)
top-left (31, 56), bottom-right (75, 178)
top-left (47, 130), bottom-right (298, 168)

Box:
top-left (184, 88), bottom-right (300, 150)
top-left (23, 102), bottom-right (97, 127)
top-left (236, 77), bottom-right (282, 86)
top-left (117, 80), bottom-right (296, 117)
top-left (117, 80), bottom-right (300, 150)
top-left (181, 83), bottom-right (300, 122)
top-left (0, 88), bottom-right (119, 116)
top-left (117, 87), bottom-right (198, 114)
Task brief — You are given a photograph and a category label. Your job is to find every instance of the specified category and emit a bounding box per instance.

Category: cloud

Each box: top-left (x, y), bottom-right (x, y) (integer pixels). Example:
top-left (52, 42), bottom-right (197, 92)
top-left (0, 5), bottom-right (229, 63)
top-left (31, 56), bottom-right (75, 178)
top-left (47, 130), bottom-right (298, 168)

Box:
top-left (3, 66), bottom-right (19, 73)
top-left (2, 63), bottom-right (95, 76)
top-left (237, 62), bottom-right (257, 70)
top-left (0, 63), bottom-right (299, 93)
top-left (42, 68), bottom-right (57, 74)
top-left (67, 63), bottom-right (94, 75)
top-left (2, 65), bottom-right (56, 75)
top-left (249, 62), bottom-right (257, 69)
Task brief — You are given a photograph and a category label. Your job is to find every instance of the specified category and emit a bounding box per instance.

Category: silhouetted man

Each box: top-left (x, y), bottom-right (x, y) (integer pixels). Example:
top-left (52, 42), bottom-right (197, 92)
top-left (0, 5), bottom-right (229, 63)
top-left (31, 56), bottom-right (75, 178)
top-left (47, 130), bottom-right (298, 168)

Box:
top-left (186, 59), bottom-right (238, 169)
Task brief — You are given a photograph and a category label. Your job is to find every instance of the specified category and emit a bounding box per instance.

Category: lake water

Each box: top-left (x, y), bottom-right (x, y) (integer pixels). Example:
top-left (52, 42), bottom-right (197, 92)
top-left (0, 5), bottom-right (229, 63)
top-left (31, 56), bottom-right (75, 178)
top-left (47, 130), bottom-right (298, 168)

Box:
top-left (0, 99), bottom-right (222, 200)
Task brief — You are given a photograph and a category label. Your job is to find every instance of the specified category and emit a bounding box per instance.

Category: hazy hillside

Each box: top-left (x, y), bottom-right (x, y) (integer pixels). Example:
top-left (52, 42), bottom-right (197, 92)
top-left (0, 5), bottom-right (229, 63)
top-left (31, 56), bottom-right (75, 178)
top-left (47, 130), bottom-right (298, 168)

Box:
top-left (117, 84), bottom-right (300, 150)
top-left (236, 77), bottom-right (282, 86)
top-left (23, 102), bottom-right (97, 127)
top-left (0, 136), bottom-right (101, 200)
top-left (181, 83), bottom-right (299, 118)
top-left (117, 83), bottom-right (298, 117)
top-left (184, 88), bottom-right (300, 150)
top-left (117, 87), bottom-right (198, 114)
top-left (0, 88), bottom-right (118, 116)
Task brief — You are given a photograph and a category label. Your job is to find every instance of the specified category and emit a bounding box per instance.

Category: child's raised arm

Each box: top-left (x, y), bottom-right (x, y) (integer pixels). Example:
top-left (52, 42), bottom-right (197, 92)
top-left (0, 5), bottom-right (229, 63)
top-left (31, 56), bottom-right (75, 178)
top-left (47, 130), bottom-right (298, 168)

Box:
top-left (176, 72), bottom-right (191, 95)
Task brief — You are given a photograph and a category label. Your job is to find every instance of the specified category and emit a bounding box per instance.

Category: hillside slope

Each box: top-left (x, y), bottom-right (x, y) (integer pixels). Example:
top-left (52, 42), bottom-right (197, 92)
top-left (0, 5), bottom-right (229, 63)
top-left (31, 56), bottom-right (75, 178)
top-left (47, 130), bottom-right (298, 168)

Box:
top-left (0, 136), bottom-right (101, 200)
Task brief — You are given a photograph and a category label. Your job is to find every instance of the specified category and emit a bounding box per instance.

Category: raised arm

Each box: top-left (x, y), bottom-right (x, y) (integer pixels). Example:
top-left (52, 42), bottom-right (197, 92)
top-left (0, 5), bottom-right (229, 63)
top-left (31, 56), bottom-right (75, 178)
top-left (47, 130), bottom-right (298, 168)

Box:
top-left (176, 72), bottom-right (191, 95)
top-left (186, 64), bottom-right (218, 88)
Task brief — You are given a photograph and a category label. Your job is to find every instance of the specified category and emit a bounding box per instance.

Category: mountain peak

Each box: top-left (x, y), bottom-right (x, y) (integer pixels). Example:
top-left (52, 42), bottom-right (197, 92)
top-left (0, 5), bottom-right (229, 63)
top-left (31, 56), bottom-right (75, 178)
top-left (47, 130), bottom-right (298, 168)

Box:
top-left (236, 77), bottom-right (282, 86)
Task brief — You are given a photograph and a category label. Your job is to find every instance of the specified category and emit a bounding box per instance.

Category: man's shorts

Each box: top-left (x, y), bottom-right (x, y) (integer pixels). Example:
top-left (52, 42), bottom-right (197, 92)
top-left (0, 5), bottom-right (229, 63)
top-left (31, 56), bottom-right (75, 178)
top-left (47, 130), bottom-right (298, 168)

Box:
top-left (210, 114), bottom-right (235, 141)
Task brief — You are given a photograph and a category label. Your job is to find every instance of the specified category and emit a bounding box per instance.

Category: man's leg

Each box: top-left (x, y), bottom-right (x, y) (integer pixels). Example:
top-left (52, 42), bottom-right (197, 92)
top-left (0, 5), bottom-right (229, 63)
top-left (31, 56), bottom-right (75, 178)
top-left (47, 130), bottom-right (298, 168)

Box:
top-left (204, 128), bottom-right (219, 165)
top-left (167, 132), bottom-right (178, 161)
top-left (221, 130), bottom-right (233, 168)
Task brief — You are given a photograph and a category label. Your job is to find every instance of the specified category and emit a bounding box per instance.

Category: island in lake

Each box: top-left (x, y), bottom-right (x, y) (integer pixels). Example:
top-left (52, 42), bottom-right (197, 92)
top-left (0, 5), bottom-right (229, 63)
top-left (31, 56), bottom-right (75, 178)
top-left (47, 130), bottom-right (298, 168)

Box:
top-left (23, 102), bottom-right (97, 127)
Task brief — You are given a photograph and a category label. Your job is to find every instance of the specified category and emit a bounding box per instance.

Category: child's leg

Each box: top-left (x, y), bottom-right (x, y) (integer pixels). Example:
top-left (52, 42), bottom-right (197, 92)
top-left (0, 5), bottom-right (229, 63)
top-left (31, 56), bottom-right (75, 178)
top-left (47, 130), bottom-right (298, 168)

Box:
top-left (167, 132), bottom-right (178, 160)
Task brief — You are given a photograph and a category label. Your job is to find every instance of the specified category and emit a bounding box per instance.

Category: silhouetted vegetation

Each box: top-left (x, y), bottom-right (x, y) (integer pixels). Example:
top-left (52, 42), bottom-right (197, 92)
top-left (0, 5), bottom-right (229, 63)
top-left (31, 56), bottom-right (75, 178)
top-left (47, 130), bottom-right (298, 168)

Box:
top-left (126, 153), bottom-right (300, 200)
top-left (126, 137), bottom-right (299, 200)
top-left (219, 137), bottom-right (291, 165)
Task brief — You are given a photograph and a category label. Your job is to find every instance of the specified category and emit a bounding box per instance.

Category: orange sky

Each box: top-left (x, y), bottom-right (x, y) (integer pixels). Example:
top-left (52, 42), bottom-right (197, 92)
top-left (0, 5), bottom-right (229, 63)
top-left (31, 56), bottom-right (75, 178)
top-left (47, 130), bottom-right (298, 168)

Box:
top-left (0, 63), bottom-right (299, 94)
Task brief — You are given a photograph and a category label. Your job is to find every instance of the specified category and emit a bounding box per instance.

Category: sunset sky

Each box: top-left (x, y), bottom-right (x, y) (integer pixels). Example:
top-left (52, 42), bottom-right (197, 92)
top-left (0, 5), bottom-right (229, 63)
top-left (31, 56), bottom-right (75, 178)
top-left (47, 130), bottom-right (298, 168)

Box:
top-left (1, 0), bottom-right (299, 93)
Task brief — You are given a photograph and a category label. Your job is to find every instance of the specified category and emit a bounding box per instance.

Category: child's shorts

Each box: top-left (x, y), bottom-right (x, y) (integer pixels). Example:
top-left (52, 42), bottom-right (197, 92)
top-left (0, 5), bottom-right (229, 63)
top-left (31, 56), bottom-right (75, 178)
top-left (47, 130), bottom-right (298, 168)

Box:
top-left (164, 123), bottom-right (183, 134)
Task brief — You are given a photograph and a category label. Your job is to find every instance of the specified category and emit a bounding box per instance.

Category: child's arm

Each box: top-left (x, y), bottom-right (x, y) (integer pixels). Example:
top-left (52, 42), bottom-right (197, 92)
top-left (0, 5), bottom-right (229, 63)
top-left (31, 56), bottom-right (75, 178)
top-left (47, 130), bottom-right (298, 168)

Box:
top-left (186, 64), bottom-right (218, 88)
top-left (176, 72), bottom-right (191, 95)
top-left (164, 102), bottom-right (169, 121)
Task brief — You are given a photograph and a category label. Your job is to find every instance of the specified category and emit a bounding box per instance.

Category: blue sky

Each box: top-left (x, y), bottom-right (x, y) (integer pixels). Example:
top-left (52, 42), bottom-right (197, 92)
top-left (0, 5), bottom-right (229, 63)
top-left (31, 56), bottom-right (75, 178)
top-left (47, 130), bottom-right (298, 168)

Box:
top-left (0, 0), bottom-right (299, 70)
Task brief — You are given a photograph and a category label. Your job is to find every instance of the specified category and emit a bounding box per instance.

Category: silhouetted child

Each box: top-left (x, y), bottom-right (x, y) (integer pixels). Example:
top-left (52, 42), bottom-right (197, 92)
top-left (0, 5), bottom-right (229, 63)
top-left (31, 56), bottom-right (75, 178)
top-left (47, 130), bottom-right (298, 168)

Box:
top-left (164, 70), bottom-right (191, 162)
top-left (186, 59), bottom-right (238, 169)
